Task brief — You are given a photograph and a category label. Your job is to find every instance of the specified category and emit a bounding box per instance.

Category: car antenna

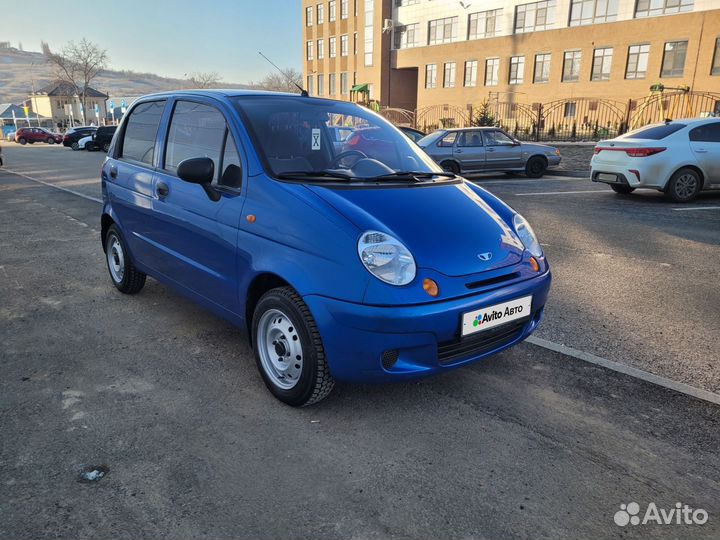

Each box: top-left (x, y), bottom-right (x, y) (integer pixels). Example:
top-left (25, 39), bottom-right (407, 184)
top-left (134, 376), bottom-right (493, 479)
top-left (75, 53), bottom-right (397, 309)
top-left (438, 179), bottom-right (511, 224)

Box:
top-left (258, 52), bottom-right (309, 97)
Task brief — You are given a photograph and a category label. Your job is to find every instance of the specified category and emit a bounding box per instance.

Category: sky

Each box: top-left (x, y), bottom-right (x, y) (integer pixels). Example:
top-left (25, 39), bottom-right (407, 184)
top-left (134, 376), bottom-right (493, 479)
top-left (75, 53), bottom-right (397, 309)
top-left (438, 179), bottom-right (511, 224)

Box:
top-left (1, 0), bottom-right (301, 83)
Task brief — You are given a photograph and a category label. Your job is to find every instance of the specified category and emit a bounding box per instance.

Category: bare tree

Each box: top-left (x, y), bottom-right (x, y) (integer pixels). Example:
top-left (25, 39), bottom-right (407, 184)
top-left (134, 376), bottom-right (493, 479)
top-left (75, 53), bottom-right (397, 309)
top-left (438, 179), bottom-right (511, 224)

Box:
top-left (186, 71), bottom-right (222, 89)
top-left (46, 38), bottom-right (108, 114)
top-left (250, 68), bottom-right (303, 93)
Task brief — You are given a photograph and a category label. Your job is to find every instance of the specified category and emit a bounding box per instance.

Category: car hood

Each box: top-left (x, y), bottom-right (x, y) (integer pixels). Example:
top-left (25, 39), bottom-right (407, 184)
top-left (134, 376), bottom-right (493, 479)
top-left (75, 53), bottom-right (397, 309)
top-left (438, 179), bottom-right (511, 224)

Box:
top-left (305, 181), bottom-right (524, 277)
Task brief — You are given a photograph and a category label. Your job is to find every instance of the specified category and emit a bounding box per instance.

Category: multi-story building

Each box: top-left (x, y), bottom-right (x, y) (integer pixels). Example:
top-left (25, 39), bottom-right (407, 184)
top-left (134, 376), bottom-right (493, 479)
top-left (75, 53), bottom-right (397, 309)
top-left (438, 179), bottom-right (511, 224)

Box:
top-left (303, 0), bottom-right (720, 114)
top-left (27, 81), bottom-right (108, 128)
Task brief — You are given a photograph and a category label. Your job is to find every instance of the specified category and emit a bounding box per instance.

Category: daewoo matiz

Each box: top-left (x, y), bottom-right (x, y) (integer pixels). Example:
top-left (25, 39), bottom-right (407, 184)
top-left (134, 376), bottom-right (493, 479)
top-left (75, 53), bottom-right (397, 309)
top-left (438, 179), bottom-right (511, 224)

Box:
top-left (101, 90), bottom-right (551, 406)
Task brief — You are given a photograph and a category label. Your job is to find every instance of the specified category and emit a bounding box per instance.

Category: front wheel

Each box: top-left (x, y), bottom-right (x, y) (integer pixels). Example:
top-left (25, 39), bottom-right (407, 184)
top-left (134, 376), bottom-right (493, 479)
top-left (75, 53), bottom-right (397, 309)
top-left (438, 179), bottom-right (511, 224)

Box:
top-left (611, 184), bottom-right (635, 194)
top-left (105, 225), bottom-right (146, 294)
top-left (525, 156), bottom-right (547, 178)
top-left (252, 287), bottom-right (334, 406)
top-left (47, 138), bottom-right (55, 144)
top-left (102, 143), bottom-right (111, 153)
top-left (665, 168), bottom-right (701, 203)
top-left (71, 142), bottom-right (80, 151)
top-left (18, 138), bottom-right (26, 145)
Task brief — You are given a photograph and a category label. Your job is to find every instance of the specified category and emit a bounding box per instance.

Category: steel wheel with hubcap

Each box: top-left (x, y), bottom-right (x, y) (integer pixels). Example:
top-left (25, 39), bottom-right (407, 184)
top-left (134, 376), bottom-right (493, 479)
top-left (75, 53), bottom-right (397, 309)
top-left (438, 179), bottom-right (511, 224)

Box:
top-left (104, 224), bottom-right (146, 294)
top-left (665, 168), bottom-right (701, 203)
top-left (252, 287), bottom-right (334, 406)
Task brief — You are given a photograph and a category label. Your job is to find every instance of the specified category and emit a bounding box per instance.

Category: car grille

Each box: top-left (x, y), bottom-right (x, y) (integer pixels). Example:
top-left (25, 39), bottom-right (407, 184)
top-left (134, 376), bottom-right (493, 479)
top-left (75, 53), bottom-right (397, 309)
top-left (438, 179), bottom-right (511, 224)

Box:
top-left (437, 318), bottom-right (529, 365)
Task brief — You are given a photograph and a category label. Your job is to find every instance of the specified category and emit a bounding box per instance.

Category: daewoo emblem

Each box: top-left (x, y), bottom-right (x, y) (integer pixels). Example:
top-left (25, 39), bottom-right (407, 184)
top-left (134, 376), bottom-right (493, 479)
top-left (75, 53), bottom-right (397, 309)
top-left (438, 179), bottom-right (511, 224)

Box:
top-left (477, 252), bottom-right (493, 262)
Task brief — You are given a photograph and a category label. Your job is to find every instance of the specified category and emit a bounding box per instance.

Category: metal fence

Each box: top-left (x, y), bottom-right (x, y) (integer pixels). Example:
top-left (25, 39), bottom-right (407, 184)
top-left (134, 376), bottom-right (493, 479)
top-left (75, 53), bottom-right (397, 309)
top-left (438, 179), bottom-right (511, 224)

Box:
top-left (379, 91), bottom-right (720, 142)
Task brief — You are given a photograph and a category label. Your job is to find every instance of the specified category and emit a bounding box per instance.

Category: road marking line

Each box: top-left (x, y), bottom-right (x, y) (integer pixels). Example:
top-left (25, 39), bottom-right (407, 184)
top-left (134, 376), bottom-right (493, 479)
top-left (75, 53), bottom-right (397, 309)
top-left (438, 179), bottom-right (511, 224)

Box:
top-left (526, 336), bottom-right (720, 406)
top-left (515, 190), bottom-right (607, 196)
top-left (5, 166), bottom-right (717, 404)
top-left (672, 206), bottom-right (720, 212)
top-left (2, 168), bottom-right (102, 204)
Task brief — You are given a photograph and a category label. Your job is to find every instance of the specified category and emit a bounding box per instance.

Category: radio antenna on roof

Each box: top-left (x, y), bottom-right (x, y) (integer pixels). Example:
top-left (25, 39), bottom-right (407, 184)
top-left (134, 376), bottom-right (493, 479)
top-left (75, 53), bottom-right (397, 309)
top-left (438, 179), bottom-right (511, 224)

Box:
top-left (258, 51), bottom-right (308, 97)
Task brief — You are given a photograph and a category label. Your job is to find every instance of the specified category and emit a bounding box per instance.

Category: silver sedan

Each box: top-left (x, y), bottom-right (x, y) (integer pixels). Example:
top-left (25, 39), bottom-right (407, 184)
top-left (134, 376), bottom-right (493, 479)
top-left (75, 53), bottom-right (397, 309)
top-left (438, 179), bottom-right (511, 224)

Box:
top-left (418, 127), bottom-right (561, 178)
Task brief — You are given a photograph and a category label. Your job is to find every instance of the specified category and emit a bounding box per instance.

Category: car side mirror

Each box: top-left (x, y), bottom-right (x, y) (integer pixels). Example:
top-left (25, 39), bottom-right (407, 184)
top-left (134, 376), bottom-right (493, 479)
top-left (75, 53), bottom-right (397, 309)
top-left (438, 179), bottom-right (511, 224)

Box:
top-left (177, 157), bottom-right (221, 201)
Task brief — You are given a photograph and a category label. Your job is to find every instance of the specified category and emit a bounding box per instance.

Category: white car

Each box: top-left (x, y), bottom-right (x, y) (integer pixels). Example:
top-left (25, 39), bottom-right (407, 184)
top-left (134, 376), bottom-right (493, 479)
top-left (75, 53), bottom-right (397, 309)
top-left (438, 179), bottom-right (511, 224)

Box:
top-left (75, 135), bottom-right (94, 151)
top-left (591, 118), bottom-right (720, 202)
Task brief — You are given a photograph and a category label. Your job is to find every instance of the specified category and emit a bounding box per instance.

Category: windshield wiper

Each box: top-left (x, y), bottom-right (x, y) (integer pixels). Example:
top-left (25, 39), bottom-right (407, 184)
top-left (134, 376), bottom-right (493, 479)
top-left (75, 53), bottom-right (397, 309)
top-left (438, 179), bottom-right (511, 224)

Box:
top-left (373, 171), bottom-right (458, 181)
top-left (276, 170), bottom-right (354, 181)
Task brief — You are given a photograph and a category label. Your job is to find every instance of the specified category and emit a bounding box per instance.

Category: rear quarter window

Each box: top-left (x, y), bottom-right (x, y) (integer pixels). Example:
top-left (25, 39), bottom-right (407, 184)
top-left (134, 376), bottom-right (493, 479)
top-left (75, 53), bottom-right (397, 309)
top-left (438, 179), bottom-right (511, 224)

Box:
top-left (621, 123), bottom-right (686, 140)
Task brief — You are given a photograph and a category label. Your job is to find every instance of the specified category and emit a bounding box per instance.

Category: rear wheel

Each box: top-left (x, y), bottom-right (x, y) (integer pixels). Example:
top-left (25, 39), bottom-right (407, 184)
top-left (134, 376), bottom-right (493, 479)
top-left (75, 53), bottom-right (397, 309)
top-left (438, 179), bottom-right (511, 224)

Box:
top-left (440, 160), bottom-right (460, 175)
top-left (525, 156), bottom-right (547, 178)
top-left (102, 142), bottom-right (111, 153)
top-left (18, 138), bottom-right (26, 145)
top-left (610, 184), bottom-right (635, 194)
top-left (105, 225), bottom-right (146, 294)
top-left (665, 168), bottom-right (701, 203)
top-left (71, 142), bottom-right (80, 151)
top-left (252, 287), bottom-right (334, 406)
top-left (47, 137), bottom-right (55, 144)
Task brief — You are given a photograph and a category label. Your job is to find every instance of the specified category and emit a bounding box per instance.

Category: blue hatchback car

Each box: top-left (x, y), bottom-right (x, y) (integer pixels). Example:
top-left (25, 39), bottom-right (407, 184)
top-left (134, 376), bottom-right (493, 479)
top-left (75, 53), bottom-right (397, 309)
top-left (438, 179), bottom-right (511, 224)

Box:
top-left (101, 90), bottom-right (551, 406)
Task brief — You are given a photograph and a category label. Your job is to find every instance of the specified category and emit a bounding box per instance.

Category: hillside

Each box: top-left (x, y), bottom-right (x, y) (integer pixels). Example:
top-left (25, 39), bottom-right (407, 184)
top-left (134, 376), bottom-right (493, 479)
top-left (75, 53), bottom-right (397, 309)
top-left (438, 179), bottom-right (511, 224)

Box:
top-left (0, 46), bottom-right (247, 103)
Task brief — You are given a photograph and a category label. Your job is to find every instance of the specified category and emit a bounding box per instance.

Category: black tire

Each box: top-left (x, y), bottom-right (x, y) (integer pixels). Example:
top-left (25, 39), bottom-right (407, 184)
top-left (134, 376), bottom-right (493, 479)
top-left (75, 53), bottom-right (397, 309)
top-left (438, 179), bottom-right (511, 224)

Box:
top-left (18, 138), bottom-right (26, 145)
top-left (664, 168), bottom-right (701, 203)
top-left (104, 225), bottom-right (146, 294)
top-left (252, 287), bottom-right (334, 406)
top-left (71, 142), bottom-right (80, 151)
top-left (610, 184), bottom-right (635, 194)
top-left (102, 142), bottom-right (111, 153)
top-left (440, 160), bottom-right (461, 175)
top-left (525, 156), bottom-right (547, 178)
top-left (47, 138), bottom-right (55, 144)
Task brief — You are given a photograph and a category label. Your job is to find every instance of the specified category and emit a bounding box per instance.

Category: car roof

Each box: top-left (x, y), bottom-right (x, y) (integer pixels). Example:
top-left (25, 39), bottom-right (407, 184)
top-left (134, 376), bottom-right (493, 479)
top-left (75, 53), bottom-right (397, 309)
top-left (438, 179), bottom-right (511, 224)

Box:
top-left (443, 127), bottom-right (500, 132)
top-left (135, 88), bottom-right (305, 100)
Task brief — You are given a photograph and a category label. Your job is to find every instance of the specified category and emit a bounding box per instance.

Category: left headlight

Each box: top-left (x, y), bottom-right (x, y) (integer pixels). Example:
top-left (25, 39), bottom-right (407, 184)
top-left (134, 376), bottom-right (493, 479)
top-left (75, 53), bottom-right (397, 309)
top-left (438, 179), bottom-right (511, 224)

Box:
top-left (513, 214), bottom-right (543, 258)
top-left (357, 231), bottom-right (416, 286)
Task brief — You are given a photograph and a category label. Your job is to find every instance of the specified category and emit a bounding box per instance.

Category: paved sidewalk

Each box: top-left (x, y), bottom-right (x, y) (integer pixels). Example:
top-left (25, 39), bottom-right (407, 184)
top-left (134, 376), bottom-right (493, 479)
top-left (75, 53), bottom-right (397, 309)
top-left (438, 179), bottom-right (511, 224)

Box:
top-left (554, 144), bottom-right (594, 177)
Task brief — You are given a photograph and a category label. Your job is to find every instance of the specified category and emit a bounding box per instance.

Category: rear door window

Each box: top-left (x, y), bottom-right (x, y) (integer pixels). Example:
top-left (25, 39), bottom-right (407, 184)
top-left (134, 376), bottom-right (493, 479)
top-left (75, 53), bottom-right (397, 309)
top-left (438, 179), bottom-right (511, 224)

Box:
top-left (458, 131), bottom-right (483, 147)
top-left (688, 122), bottom-right (720, 143)
top-left (120, 100), bottom-right (166, 165)
top-left (621, 123), bottom-right (686, 140)
top-left (164, 101), bottom-right (227, 178)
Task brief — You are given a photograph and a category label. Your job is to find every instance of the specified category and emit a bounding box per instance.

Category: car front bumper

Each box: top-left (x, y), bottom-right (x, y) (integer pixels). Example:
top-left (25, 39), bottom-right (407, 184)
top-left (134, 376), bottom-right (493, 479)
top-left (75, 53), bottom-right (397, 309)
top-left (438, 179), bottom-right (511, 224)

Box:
top-left (304, 270), bottom-right (551, 383)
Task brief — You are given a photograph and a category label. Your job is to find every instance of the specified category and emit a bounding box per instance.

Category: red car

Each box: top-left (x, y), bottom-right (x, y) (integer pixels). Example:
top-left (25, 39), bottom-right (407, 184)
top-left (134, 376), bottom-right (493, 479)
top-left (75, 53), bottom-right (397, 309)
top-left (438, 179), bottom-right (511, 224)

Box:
top-left (15, 127), bottom-right (62, 145)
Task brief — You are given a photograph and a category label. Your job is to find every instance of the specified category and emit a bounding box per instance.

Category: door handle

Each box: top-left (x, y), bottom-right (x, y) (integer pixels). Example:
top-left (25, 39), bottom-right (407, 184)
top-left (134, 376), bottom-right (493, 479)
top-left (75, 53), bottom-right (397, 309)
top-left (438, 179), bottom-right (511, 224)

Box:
top-left (156, 181), bottom-right (169, 198)
top-left (455, 149), bottom-right (463, 153)
top-left (487, 148), bottom-right (495, 152)
top-left (695, 149), bottom-right (708, 153)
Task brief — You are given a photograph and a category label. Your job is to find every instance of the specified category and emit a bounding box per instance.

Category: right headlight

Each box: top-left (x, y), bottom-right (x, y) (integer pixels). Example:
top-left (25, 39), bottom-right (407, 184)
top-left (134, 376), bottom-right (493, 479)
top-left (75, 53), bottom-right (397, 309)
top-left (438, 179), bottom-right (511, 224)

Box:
top-left (357, 231), bottom-right (416, 286)
top-left (513, 214), bottom-right (543, 258)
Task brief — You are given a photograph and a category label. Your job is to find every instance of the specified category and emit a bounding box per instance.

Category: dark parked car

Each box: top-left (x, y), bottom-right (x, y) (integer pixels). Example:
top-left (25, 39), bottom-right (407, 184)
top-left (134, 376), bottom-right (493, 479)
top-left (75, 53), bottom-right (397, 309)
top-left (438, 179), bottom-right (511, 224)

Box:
top-left (63, 126), bottom-right (97, 150)
top-left (88, 125), bottom-right (117, 152)
top-left (15, 127), bottom-right (62, 145)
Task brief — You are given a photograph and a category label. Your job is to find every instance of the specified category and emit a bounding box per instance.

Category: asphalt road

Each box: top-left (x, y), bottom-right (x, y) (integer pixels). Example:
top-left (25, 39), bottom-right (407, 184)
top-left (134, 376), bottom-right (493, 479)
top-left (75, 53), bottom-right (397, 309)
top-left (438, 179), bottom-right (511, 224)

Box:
top-left (1, 144), bottom-right (719, 539)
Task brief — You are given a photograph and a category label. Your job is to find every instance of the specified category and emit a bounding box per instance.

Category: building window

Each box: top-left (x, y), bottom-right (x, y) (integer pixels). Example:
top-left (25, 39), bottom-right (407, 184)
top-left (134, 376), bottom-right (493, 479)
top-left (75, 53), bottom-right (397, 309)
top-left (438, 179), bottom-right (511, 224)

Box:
top-left (591, 47), bottom-right (613, 80)
top-left (468, 9), bottom-right (502, 39)
top-left (394, 23), bottom-right (418, 49)
top-left (317, 3), bottom-right (324, 24)
top-left (515, 1), bottom-right (556, 33)
top-left (306, 41), bottom-right (314, 61)
top-left (364, 1), bottom-right (374, 66)
top-left (341, 35), bottom-right (349, 56)
top-left (464, 60), bottom-right (478, 87)
top-left (661, 40), bottom-right (688, 77)
top-left (564, 102), bottom-right (577, 117)
top-left (425, 64), bottom-right (437, 88)
top-left (329, 73), bottom-right (337, 95)
top-left (341, 0), bottom-right (348, 19)
top-left (569, 0), bottom-right (618, 26)
top-left (329, 0), bottom-right (336, 22)
top-left (443, 62), bottom-right (456, 87)
top-left (306, 6), bottom-right (313, 26)
top-left (635, 0), bottom-right (693, 18)
top-left (341, 72), bottom-right (349, 94)
top-left (509, 56), bottom-right (525, 84)
top-left (317, 74), bottom-right (324, 96)
top-left (307, 76), bottom-right (315, 96)
top-left (626, 44), bottom-right (650, 78)
top-left (485, 58), bottom-right (500, 86)
top-left (562, 50), bottom-right (582, 81)
top-left (395, 0), bottom-right (419, 5)
top-left (428, 16), bottom-right (458, 45)
top-left (317, 39), bottom-right (325, 59)
top-left (712, 38), bottom-right (720, 75)
top-left (534, 53), bottom-right (551, 83)
top-left (354, 32), bottom-right (358, 54)
top-left (329, 36), bottom-right (337, 58)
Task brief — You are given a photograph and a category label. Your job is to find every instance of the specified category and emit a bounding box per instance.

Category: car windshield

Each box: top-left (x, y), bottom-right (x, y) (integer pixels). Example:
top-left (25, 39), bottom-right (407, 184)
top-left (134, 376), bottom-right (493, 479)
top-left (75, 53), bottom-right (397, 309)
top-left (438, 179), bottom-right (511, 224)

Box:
top-left (232, 96), bottom-right (443, 181)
